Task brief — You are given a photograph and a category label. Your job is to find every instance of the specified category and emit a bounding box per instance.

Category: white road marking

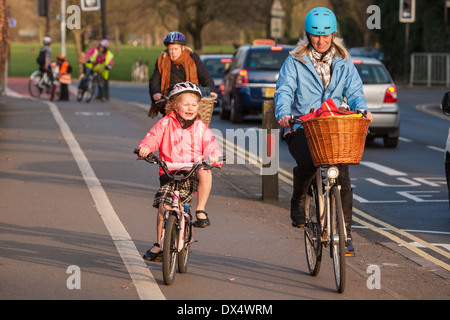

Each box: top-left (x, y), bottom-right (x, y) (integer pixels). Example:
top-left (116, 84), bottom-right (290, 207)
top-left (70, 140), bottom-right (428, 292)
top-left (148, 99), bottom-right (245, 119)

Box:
top-left (46, 100), bottom-right (165, 300)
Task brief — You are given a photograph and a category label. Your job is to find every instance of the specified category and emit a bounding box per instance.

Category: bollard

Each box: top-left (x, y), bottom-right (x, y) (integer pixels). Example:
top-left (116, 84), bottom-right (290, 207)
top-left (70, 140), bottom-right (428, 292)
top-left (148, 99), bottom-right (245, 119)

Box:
top-left (262, 100), bottom-right (279, 202)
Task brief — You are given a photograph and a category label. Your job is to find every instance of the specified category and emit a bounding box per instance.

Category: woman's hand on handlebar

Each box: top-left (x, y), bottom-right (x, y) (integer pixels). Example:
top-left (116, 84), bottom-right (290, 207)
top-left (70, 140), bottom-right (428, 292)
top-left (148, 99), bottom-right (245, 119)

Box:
top-left (365, 112), bottom-right (374, 123)
top-left (153, 93), bottom-right (163, 102)
top-left (278, 115), bottom-right (292, 128)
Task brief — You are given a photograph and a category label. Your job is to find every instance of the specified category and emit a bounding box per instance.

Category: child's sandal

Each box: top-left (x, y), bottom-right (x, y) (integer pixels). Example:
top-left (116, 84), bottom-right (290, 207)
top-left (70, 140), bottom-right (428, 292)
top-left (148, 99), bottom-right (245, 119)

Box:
top-left (143, 243), bottom-right (162, 262)
top-left (193, 210), bottom-right (210, 228)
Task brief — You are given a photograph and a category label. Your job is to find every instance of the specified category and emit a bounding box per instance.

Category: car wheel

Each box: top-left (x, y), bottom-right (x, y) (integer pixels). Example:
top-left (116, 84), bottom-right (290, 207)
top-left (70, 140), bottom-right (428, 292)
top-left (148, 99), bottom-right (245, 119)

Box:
top-left (230, 97), bottom-right (244, 123)
top-left (219, 102), bottom-right (230, 120)
top-left (383, 136), bottom-right (398, 148)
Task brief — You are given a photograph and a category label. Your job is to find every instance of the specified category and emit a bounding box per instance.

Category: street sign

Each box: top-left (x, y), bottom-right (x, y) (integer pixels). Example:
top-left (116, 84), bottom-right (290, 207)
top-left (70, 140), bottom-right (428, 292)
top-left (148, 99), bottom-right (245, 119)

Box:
top-left (271, 0), bottom-right (285, 17)
top-left (270, 17), bottom-right (283, 39)
top-left (80, 0), bottom-right (101, 12)
top-left (399, 0), bottom-right (415, 23)
top-left (9, 18), bottom-right (16, 28)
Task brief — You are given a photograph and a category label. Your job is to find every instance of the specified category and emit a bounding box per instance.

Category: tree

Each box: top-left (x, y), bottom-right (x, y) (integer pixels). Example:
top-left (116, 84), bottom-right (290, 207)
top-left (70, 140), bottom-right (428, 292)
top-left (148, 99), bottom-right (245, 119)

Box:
top-left (0, 0), bottom-right (9, 86)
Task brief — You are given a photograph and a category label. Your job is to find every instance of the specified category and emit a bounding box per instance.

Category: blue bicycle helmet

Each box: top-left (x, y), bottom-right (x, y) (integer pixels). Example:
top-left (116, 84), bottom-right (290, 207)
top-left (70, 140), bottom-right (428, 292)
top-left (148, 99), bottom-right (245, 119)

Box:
top-left (163, 31), bottom-right (187, 46)
top-left (304, 7), bottom-right (337, 36)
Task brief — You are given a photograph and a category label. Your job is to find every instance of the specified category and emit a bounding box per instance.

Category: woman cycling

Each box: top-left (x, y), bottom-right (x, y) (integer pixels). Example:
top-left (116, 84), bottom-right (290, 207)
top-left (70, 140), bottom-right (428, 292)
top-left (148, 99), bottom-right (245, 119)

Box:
top-left (275, 7), bottom-right (374, 255)
top-left (148, 31), bottom-right (217, 117)
top-left (138, 82), bottom-right (222, 261)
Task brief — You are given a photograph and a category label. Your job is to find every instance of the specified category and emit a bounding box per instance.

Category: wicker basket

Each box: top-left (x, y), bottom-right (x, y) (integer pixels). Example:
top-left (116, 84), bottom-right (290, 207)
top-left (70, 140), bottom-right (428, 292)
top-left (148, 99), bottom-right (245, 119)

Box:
top-left (197, 97), bottom-right (215, 126)
top-left (302, 116), bottom-right (371, 166)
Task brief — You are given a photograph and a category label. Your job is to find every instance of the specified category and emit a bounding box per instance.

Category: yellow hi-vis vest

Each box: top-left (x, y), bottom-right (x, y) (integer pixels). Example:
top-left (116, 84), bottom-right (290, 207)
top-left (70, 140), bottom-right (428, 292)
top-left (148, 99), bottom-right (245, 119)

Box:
top-left (85, 49), bottom-right (114, 80)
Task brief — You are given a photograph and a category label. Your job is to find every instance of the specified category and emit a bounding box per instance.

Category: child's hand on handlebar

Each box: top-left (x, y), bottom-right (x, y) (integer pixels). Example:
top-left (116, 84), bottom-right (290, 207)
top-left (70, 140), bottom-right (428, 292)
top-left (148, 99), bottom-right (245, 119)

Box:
top-left (138, 147), bottom-right (151, 158)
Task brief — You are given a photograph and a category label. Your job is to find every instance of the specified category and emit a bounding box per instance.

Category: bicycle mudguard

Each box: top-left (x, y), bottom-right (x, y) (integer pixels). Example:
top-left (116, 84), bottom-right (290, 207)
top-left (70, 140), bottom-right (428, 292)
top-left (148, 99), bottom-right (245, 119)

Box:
top-left (30, 70), bottom-right (43, 79)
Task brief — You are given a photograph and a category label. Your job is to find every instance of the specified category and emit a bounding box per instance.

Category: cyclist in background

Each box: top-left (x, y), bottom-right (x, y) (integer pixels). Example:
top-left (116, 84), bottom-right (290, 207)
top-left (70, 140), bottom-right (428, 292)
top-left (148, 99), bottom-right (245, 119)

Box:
top-left (275, 7), bottom-right (373, 255)
top-left (77, 39), bottom-right (114, 102)
top-left (36, 36), bottom-right (53, 83)
top-left (148, 31), bottom-right (216, 117)
top-left (137, 82), bottom-right (222, 261)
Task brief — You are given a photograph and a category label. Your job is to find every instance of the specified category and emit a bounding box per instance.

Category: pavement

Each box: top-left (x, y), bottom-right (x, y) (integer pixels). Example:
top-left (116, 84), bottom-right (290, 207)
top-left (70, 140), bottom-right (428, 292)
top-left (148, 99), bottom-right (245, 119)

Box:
top-left (1, 78), bottom-right (449, 300)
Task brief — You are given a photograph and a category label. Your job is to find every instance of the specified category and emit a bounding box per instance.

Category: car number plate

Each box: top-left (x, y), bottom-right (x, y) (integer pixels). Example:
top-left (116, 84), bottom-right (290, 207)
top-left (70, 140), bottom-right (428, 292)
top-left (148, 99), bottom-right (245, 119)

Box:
top-left (265, 87), bottom-right (276, 98)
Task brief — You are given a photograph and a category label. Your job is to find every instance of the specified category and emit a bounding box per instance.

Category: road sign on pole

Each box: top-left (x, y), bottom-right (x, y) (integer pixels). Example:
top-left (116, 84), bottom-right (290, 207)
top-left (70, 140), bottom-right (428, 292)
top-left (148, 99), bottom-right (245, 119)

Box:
top-left (80, 0), bottom-right (101, 12)
top-left (271, 0), bottom-right (285, 17)
top-left (399, 0), bottom-right (415, 23)
top-left (270, 0), bottom-right (284, 41)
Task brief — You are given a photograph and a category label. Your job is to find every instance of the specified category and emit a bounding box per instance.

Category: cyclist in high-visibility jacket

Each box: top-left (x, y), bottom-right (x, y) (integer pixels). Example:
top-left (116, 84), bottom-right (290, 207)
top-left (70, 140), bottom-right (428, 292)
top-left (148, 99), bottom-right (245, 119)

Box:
top-left (78, 39), bottom-right (114, 102)
top-left (56, 53), bottom-right (72, 101)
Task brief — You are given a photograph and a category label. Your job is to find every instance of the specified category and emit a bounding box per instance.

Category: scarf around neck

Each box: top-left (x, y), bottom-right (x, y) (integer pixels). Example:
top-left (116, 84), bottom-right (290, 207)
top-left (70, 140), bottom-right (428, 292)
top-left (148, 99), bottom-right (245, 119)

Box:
top-left (308, 46), bottom-right (335, 90)
top-left (157, 48), bottom-right (199, 96)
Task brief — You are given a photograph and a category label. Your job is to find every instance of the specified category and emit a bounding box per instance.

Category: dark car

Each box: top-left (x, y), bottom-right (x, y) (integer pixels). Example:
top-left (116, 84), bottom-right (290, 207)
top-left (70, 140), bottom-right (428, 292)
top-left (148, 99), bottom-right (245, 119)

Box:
top-left (221, 44), bottom-right (294, 123)
top-left (200, 54), bottom-right (233, 111)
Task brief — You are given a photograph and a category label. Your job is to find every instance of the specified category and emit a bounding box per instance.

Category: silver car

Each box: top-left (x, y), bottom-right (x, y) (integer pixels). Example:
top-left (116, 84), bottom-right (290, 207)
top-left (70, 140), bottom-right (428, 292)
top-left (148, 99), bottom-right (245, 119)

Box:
top-left (352, 57), bottom-right (400, 148)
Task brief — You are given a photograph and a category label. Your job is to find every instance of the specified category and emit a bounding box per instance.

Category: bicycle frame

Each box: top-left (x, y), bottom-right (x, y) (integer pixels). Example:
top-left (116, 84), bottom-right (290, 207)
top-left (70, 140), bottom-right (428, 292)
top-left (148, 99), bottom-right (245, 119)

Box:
top-left (159, 185), bottom-right (193, 254)
top-left (315, 166), bottom-right (348, 246)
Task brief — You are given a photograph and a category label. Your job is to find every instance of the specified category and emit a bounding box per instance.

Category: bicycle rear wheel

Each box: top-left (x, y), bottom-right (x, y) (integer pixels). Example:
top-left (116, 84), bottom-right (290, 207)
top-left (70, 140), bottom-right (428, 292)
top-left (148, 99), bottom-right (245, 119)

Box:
top-left (304, 185), bottom-right (322, 276)
top-left (162, 214), bottom-right (179, 285)
top-left (330, 185), bottom-right (346, 293)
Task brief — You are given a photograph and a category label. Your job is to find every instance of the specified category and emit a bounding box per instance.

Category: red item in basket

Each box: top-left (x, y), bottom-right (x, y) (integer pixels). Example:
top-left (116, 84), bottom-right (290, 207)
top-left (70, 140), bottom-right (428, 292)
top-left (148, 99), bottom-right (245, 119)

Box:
top-left (298, 98), bottom-right (355, 121)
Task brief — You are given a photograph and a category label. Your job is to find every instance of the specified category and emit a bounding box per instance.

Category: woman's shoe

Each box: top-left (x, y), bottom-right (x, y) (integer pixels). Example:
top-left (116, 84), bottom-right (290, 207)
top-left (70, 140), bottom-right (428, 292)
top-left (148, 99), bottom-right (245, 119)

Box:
top-left (143, 243), bottom-right (162, 262)
top-left (193, 210), bottom-right (210, 228)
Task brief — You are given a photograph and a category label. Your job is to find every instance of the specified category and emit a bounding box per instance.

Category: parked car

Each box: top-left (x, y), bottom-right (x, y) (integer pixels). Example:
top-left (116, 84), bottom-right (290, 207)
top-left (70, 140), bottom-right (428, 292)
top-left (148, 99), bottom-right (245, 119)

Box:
top-left (349, 47), bottom-right (387, 64)
top-left (441, 91), bottom-right (450, 206)
top-left (221, 44), bottom-right (294, 123)
top-left (352, 57), bottom-right (400, 148)
top-left (200, 54), bottom-right (233, 111)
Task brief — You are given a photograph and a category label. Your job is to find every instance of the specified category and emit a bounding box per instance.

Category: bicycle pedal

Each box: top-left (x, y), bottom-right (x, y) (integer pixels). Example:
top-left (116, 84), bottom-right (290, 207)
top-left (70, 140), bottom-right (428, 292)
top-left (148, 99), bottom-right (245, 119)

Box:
top-left (345, 252), bottom-right (355, 257)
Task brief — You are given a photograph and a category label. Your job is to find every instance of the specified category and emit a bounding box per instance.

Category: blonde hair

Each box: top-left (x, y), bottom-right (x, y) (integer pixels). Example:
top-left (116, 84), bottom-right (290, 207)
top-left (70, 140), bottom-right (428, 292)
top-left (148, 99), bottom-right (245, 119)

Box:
top-left (165, 92), bottom-right (202, 120)
top-left (290, 35), bottom-right (349, 60)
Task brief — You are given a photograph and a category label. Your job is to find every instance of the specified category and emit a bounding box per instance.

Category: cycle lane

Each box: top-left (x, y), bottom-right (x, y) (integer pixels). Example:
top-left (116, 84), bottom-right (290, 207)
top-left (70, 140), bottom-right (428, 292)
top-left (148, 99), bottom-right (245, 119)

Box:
top-left (0, 95), bottom-right (142, 299)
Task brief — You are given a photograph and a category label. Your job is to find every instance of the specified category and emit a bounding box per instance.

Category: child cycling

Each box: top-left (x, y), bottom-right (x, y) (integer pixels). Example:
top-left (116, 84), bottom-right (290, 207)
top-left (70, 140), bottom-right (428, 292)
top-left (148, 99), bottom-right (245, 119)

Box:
top-left (137, 81), bottom-right (222, 262)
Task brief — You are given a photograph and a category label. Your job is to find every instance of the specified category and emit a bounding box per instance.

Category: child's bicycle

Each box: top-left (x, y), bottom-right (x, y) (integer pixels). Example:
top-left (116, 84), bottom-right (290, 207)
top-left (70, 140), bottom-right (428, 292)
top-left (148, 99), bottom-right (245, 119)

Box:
top-left (134, 149), bottom-right (223, 285)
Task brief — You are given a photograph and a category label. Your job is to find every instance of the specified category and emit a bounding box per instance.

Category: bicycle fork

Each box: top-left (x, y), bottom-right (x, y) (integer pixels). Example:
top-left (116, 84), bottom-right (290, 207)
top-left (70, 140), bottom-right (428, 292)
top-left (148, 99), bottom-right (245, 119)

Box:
top-left (318, 167), bottom-right (348, 245)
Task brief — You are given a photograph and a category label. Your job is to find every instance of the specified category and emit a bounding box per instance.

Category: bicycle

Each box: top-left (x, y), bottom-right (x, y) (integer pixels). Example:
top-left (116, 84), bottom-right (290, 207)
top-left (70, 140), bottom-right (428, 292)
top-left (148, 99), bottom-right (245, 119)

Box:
top-left (77, 70), bottom-right (100, 103)
top-left (28, 63), bottom-right (58, 101)
top-left (290, 112), bottom-right (369, 293)
top-left (134, 149), bottom-right (223, 285)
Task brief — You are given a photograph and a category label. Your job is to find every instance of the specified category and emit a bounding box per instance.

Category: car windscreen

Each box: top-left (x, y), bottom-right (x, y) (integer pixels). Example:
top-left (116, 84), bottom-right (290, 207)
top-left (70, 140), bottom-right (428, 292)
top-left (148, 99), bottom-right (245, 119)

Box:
top-left (203, 58), bottom-right (232, 77)
top-left (246, 50), bottom-right (290, 71)
top-left (354, 64), bottom-right (391, 84)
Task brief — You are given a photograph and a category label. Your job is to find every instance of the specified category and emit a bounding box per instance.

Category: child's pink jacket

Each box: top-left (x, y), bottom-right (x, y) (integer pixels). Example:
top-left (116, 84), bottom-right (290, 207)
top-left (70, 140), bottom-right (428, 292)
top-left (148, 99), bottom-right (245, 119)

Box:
top-left (138, 112), bottom-right (222, 175)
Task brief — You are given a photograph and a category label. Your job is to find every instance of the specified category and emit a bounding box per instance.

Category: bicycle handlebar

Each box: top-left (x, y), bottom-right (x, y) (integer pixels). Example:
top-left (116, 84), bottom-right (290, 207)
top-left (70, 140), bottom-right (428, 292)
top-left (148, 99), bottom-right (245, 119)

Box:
top-left (288, 110), bottom-right (368, 127)
top-left (133, 148), bottom-right (224, 181)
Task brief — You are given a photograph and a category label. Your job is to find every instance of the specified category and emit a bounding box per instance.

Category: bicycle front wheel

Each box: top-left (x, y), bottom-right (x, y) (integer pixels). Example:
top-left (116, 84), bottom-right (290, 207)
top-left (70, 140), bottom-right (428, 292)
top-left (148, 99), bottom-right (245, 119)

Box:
top-left (85, 76), bottom-right (97, 102)
top-left (162, 214), bottom-right (179, 285)
top-left (330, 185), bottom-right (346, 293)
top-left (304, 185), bottom-right (322, 276)
top-left (178, 219), bottom-right (191, 274)
top-left (28, 72), bottom-right (43, 97)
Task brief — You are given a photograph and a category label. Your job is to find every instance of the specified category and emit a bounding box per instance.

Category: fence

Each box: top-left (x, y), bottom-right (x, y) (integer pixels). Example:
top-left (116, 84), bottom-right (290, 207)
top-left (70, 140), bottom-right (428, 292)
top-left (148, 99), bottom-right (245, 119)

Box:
top-left (410, 53), bottom-right (450, 87)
